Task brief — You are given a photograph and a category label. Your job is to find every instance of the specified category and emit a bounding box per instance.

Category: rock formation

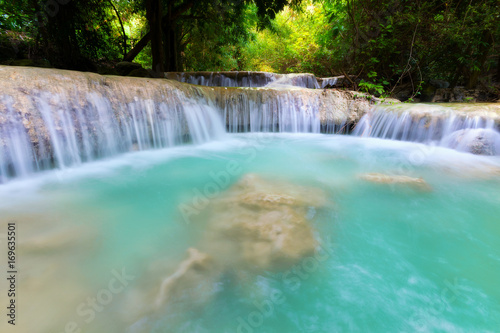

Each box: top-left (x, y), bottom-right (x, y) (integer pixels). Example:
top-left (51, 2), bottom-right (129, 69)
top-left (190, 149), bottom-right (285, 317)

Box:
top-left (441, 128), bottom-right (500, 155)
top-left (359, 173), bottom-right (431, 191)
top-left (126, 174), bottom-right (328, 331)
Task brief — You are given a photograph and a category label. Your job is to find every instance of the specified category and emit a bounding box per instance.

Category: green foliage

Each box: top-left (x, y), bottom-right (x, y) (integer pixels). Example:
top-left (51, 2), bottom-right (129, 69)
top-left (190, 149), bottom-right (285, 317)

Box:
top-left (358, 71), bottom-right (391, 96)
top-left (241, 0), bottom-right (499, 96)
top-left (0, 0), bottom-right (37, 60)
top-left (170, 0), bottom-right (301, 72)
top-left (181, 1), bottom-right (254, 71)
top-left (0, 0), bottom-right (130, 68)
top-left (321, 0), bottom-right (499, 93)
top-left (241, 1), bottom-right (333, 75)
top-left (1, 0), bottom-right (497, 91)
top-left (113, 0), bottom-right (151, 67)
top-left (42, 0), bottom-right (124, 69)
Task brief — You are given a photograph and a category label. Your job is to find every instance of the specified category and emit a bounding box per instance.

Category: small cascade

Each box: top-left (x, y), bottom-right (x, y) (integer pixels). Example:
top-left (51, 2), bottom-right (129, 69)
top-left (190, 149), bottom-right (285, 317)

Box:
top-left (222, 91), bottom-right (321, 133)
top-left (264, 73), bottom-right (320, 89)
top-left (318, 77), bottom-right (339, 88)
top-left (210, 87), bottom-right (365, 134)
top-left (166, 71), bottom-right (320, 89)
top-left (165, 71), bottom-right (275, 87)
top-left (353, 104), bottom-right (500, 155)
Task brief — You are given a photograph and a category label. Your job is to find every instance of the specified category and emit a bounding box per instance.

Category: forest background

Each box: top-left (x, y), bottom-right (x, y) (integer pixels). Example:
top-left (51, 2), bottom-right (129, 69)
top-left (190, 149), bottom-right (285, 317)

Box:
top-left (1, 0), bottom-right (499, 99)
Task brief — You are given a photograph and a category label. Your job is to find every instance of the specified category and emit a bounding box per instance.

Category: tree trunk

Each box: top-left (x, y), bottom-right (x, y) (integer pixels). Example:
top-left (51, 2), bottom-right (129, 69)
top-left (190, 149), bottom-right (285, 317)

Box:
top-left (108, 0), bottom-right (128, 57)
top-left (147, 0), bottom-right (164, 76)
top-left (163, 23), bottom-right (181, 71)
top-left (122, 1), bottom-right (194, 67)
top-left (123, 32), bottom-right (151, 62)
top-left (450, 44), bottom-right (470, 88)
top-left (497, 55), bottom-right (500, 82)
top-left (163, 2), bottom-right (181, 72)
top-left (466, 30), bottom-right (493, 90)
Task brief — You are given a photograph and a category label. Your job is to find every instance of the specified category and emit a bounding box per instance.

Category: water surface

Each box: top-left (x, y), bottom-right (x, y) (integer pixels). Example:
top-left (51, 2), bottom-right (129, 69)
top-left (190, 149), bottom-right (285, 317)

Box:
top-left (1, 134), bottom-right (499, 333)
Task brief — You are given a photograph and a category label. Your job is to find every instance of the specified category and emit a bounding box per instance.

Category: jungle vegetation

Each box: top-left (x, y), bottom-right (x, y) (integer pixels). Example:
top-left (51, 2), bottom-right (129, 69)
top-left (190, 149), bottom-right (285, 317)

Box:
top-left (1, 0), bottom-right (499, 97)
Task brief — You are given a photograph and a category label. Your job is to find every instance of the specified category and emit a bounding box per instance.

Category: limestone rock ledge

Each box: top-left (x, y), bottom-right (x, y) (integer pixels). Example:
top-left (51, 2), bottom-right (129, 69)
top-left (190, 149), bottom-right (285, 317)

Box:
top-left (0, 65), bottom-right (386, 179)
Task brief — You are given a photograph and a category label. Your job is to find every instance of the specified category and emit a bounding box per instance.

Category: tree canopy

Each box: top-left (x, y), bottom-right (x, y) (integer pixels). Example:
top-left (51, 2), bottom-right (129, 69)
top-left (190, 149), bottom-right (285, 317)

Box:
top-left (0, 0), bottom-right (498, 97)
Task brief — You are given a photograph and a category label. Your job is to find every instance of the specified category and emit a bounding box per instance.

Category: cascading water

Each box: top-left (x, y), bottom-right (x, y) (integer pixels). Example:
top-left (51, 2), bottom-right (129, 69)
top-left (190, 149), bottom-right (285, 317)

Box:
top-left (215, 87), bottom-right (356, 133)
top-left (318, 76), bottom-right (339, 88)
top-left (353, 104), bottom-right (500, 155)
top-left (0, 66), bottom-right (371, 182)
top-left (0, 69), bottom-right (226, 182)
top-left (166, 71), bottom-right (276, 87)
top-left (166, 71), bottom-right (321, 88)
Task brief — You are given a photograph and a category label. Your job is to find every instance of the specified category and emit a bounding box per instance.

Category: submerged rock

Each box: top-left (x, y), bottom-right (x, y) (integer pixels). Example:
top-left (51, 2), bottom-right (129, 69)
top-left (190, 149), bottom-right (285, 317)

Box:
top-left (125, 174), bottom-right (328, 329)
top-left (204, 173), bottom-right (326, 271)
top-left (359, 173), bottom-right (431, 191)
top-left (154, 248), bottom-right (217, 310)
top-left (19, 226), bottom-right (95, 253)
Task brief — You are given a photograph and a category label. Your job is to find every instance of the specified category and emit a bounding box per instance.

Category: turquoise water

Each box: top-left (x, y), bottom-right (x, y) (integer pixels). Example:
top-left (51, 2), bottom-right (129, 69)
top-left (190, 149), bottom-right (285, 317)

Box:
top-left (1, 134), bottom-right (499, 333)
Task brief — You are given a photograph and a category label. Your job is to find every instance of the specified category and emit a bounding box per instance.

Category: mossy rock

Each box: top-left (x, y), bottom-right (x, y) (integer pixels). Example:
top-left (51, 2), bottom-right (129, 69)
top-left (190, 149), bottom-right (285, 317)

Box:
top-left (420, 83), bottom-right (437, 102)
top-left (97, 66), bottom-right (119, 76)
top-left (10, 59), bottom-right (51, 68)
top-left (115, 61), bottom-right (143, 76)
top-left (127, 68), bottom-right (151, 78)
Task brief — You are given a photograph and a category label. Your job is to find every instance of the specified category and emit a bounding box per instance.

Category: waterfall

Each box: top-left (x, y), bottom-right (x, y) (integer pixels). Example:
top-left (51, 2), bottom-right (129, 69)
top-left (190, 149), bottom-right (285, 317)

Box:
top-left (201, 79), bottom-right (371, 135)
top-left (2, 66), bottom-right (499, 183)
top-left (212, 87), bottom-right (357, 133)
top-left (318, 77), bottom-right (339, 88)
top-left (353, 104), bottom-right (500, 155)
top-left (0, 69), bottom-right (226, 182)
top-left (0, 93), bottom-right (224, 182)
top-left (0, 67), bottom-right (369, 183)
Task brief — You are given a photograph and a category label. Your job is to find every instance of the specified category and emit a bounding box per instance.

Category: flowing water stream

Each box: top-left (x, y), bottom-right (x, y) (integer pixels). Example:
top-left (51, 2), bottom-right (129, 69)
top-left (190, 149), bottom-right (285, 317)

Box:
top-left (0, 67), bottom-right (499, 333)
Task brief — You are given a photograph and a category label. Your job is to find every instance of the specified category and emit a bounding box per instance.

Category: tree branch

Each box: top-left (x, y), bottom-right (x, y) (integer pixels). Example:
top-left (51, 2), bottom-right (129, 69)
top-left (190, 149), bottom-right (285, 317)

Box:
top-left (108, 0), bottom-right (128, 57)
top-left (123, 32), bottom-right (150, 62)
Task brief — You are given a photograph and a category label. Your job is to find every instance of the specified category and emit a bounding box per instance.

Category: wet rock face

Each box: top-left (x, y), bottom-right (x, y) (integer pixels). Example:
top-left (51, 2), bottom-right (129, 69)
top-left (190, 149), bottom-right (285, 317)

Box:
top-left (442, 128), bottom-right (500, 155)
top-left (468, 136), bottom-right (495, 155)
